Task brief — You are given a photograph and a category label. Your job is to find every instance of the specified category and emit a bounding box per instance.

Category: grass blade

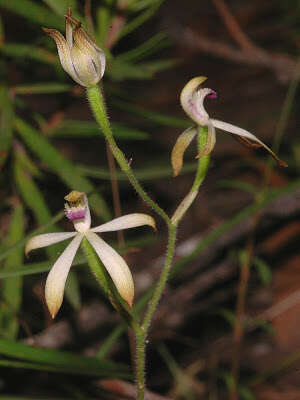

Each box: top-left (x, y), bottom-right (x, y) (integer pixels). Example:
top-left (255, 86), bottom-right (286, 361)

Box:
top-left (15, 118), bottom-right (111, 221)
top-left (0, 0), bottom-right (64, 29)
top-left (0, 203), bottom-right (24, 339)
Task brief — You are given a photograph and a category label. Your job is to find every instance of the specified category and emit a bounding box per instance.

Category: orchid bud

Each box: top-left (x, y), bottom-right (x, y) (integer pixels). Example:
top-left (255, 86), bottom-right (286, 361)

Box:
top-left (43, 9), bottom-right (105, 87)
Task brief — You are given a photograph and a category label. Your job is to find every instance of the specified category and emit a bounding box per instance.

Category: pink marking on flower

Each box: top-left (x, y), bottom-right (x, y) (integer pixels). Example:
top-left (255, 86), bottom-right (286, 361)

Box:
top-left (66, 208), bottom-right (86, 222)
top-left (188, 98), bottom-right (206, 122)
top-left (207, 90), bottom-right (217, 99)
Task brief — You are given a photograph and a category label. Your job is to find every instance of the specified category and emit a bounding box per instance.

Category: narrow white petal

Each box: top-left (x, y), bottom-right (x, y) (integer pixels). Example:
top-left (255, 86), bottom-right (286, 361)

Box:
top-left (45, 233), bottom-right (83, 318)
top-left (25, 232), bottom-right (77, 257)
top-left (211, 119), bottom-right (287, 167)
top-left (85, 231), bottom-right (134, 307)
top-left (91, 213), bottom-right (156, 233)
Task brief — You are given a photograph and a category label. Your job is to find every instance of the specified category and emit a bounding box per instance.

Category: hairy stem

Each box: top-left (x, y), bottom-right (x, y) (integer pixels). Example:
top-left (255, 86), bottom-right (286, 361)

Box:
top-left (87, 85), bottom-right (170, 225)
top-left (142, 224), bottom-right (177, 331)
top-left (86, 84), bottom-right (211, 400)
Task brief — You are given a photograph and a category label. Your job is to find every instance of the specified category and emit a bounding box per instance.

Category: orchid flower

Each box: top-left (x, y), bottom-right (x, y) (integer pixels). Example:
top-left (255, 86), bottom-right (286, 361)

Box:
top-left (171, 76), bottom-right (287, 176)
top-left (26, 191), bottom-right (156, 318)
top-left (43, 9), bottom-right (105, 87)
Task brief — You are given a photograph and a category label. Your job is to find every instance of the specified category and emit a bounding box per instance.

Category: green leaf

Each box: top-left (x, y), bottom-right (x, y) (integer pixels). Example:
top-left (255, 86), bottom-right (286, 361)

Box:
top-left (95, 0), bottom-right (114, 47)
top-left (42, 0), bottom-right (78, 17)
top-left (0, 0), bottom-right (64, 29)
top-left (0, 253), bottom-right (85, 279)
top-left (0, 43), bottom-right (57, 65)
top-left (78, 161), bottom-right (197, 181)
top-left (13, 83), bottom-right (72, 95)
top-left (0, 338), bottom-right (130, 378)
top-left (217, 179), bottom-right (256, 195)
top-left (14, 158), bottom-right (51, 225)
top-left (109, 58), bottom-right (176, 80)
top-left (253, 257), bottom-right (272, 286)
top-left (15, 118), bottom-right (111, 221)
top-left (113, 98), bottom-right (190, 127)
top-left (118, 0), bottom-right (163, 41)
top-left (0, 203), bottom-right (24, 339)
top-left (0, 210), bottom-right (65, 264)
top-left (0, 86), bottom-right (14, 168)
top-left (97, 325), bottom-right (124, 359)
top-left (48, 119), bottom-right (149, 140)
top-left (14, 154), bottom-right (62, 260)
top-left (13, 142), bottom-right (41, 178)
top-left (116, 32), bottom-right (170, 63)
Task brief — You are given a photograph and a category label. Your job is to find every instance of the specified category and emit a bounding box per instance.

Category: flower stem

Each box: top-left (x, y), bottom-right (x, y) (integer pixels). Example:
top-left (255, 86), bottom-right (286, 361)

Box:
top-left (135, 225), bottom-right (176, 400)
top-left (171, 126), bottom-right (210, 225)
top-left (86, 85), bottom-right (170, 225)
top-left (142, 224), bottom-right (177, 331)
top-left (136, 331), bottom-right (146, 400)
top-left (86, 84), bottom-right (211, 400)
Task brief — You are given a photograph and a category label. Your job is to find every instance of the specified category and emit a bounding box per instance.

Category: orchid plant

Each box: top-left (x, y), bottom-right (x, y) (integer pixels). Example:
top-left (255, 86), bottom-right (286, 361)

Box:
top-left (32, 10), bottom-right (287, 400)
top-left (26, 191), bottom-right (155, 318)
top-left (171, 76), bottom-right (287, 177)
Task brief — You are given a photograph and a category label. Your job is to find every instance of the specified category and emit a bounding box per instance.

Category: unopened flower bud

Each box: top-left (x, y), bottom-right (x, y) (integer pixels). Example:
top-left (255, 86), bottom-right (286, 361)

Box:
top-left (43, 9), bottom-right (105, 87)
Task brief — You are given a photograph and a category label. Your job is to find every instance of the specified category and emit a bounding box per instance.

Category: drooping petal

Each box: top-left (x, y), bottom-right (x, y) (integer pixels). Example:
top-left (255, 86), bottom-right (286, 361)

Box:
top-left (25, 232), bottom-right (77, 257)
top-left (196, 122), bottom-right (216, 158)
top-left (91, 213), bottom-right (156, 233)
top-left (42, 28), bottom-right (86, 86)
top-left (85, 231), bottom-right (134, 307)
top-left (180, 76), bottom-right (213, 126)
top-left (45, 233), bottom-right (83, 318)
top-left (211, 119), bottom-right (288, 167)
top-left (171, 126), bottom-right (197, 177)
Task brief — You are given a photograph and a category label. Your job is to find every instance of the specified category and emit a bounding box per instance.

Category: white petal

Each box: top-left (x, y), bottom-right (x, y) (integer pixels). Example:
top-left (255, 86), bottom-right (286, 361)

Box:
top-left (91, 213), bottom-right (156, 233)
top-left (25, 232), bottom-right (77, 257)
top-left (85, 231), bottom-right (134, 307)
top-left (211, 119), bottom-right (288, 167)
top-left (45, 233), bottom-right (83, 318)
top-left (171, 126), bottom-right (197, 177)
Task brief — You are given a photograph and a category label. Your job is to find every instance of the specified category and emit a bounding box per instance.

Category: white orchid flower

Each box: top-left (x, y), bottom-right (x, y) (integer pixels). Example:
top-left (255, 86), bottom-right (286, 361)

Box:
top-left (42, 9), bottom-right (106, 87)
top-left (171, 76), bottom-right (287, 176)
top-left (26, 191), bottom-right (156, 318)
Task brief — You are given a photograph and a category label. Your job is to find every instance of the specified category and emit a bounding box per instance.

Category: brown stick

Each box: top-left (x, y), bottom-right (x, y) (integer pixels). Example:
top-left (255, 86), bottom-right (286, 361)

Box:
top-left (212, 0), bottom-right (260, 52)
top-left (183, 28), bottom-right (296, 83)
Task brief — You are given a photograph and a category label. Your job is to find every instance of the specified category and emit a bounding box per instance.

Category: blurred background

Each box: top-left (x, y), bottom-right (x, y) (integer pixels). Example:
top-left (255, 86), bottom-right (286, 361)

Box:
top-left (0, 0), bottom-right (299, 399)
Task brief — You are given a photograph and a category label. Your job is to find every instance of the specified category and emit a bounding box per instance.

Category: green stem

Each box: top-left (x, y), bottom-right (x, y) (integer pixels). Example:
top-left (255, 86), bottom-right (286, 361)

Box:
top-left (134, 224), bottom-right (177, 399)
top-left (171, 126), bottom-right (210, 225)
top-left (86, 85), bottom-right (170, 225)
top-left (142, 224), bottom-right (177, 331)
top-left (136, 332), bottom-right (146, 400)
top-left (86, 84), bottom-right (210, 400)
